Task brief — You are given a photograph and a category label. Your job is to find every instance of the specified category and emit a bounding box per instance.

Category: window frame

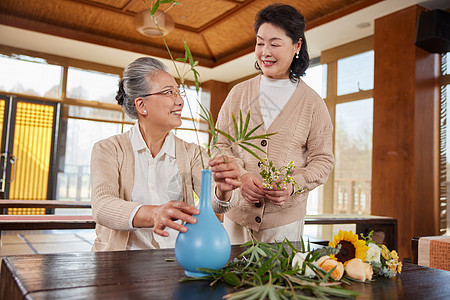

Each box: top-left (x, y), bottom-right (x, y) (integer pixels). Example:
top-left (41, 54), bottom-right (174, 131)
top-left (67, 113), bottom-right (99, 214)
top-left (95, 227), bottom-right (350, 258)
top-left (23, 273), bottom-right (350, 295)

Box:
top-left (320, 36), bottom-right (374, 215)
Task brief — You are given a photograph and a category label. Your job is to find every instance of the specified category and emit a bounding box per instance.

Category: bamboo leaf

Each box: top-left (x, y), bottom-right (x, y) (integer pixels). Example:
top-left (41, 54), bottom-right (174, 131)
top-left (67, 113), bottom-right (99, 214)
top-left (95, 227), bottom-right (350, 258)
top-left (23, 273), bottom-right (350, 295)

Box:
top-left (244, 122), bottom-right (263, 138)
top-left (224, 285), bottom-right (266, 300)
top-left (239, 110), bottom-right (244, 140)
top-left (240, 141), bottom-right (268, 154)
top-left (240, 240), bottom-right (254, 248)
top-left (245, 133), bottom-right (277, 141)
top-left (232, 113), bottom-right (239, 141)
top-left (243, 111), bottom-right (251, 136)
top-left (223, 272), bottom-right (241, 287)
top-left (268, 286), bottom-right (280, 300)
top-left (239, 245), bottom-right (255, 257)
top-left (161, 0), bottom-right (180, 5)
top-left (238, 144), bottom-right (263, 161)
top-left (216, 128), bottom-right (236, 143)
top-left (150, 1), bottom-right (160, 14)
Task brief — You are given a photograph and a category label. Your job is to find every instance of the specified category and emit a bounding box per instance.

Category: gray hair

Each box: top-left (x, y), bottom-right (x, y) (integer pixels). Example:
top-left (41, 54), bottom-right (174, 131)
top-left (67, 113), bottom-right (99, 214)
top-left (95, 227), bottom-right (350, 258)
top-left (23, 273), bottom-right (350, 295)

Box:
top-left (116, 57), bottom-right (169, 119)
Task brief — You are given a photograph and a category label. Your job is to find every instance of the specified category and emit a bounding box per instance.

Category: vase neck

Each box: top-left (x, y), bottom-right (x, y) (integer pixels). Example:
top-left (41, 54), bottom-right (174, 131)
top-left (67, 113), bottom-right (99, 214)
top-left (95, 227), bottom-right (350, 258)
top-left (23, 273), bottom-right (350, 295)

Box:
top-left (199, 169), bottom-right (212, 211)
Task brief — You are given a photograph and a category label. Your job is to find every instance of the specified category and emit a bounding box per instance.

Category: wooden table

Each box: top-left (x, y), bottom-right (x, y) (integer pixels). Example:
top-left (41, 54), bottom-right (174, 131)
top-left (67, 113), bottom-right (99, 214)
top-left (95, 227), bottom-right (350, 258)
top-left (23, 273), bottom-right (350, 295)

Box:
top-left (0, 200), bottom-right (91, 210)
top-left (1, 244), bottom-right (449, 300)
top-left (0, 200), bottom-right (94, 243)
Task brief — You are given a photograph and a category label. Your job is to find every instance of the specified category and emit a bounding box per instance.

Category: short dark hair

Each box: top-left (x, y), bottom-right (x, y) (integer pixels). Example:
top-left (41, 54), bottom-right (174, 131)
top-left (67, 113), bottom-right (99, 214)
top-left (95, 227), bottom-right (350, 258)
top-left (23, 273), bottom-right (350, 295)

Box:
top-left (254, 3), bottom-right (309, 82)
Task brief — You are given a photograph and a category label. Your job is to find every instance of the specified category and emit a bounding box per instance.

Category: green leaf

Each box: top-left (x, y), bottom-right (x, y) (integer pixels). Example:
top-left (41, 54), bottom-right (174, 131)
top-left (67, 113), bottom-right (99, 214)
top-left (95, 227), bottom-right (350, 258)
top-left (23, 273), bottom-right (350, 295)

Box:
top-left (244, 122), bottom-right (263, 138)
top-left (242, 111), bottom-right (250, 137)
top-left (245, 132), bottom-right (277, 141)
top-left (216, 128), bottom-right (236, 143)
top-left (239, 110), bottom-right (244, 140)
top-left (239, 245), bottom-right (255, 257)
top-left (223, 272), bottom-right (241, 287)
top-left (224, 285), bottom-right (266, 300)
top-left (150, 1), bottom-right (160, 14)
top-left (240, 240), bottom-right (254, 248)
top-left (232, 113), bottom-right (239, 141)
top-left (238, 144), bottom-right (263, 161)
top-left (268, 286), bottom-right (280, 300)
top-left (160, 0), bottom-right (180, 4)
top-left (321, 265), bottom-right (337, 283)
top-left (240, 141), bottom-right (268, 154)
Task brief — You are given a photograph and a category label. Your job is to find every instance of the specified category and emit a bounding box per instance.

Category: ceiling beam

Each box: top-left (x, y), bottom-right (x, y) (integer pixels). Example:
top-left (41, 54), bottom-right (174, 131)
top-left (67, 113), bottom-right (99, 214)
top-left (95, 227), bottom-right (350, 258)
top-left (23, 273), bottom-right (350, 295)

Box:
top-left (0, 13), bottom-right (216, 68)
top-left (307, 0), bottom-right (383, 30)
top-left (65, 0), bottom-right (135, 16)
top-left (121, 0), bottom-right (138, 12)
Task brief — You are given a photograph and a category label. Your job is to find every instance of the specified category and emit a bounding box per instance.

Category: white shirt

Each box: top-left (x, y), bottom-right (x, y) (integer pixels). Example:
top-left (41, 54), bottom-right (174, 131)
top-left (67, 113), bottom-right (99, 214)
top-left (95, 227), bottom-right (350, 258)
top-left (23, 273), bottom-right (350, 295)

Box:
top-left (127, 123), bottom-right (183, 249)
top-left (259, 75), bottom-right (298, 129)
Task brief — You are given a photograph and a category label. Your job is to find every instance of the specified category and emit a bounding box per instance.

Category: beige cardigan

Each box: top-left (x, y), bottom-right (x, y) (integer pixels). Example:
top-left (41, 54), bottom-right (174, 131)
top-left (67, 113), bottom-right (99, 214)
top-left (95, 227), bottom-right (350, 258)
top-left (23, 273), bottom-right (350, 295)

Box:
top-left (215, 75), bottom-right (334, 231)
top-left (90, 132), bottom-right (234, 251)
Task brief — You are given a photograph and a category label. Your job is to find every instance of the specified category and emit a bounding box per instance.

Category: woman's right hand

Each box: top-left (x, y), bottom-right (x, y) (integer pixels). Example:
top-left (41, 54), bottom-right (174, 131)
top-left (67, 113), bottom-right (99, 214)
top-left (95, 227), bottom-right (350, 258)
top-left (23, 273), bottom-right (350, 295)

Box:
top-left (240, 173), bottom-right (265, 204)
top-left (133, 201), bottom-right (199, 237)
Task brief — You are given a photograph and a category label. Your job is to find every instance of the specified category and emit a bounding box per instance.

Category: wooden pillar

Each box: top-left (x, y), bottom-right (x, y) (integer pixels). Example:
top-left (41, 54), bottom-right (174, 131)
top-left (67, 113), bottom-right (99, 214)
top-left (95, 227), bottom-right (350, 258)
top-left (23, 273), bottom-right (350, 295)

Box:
top-left (201, 80), bottom-right (229, 122)
top-left (372, 5), bottom-right (440, 259)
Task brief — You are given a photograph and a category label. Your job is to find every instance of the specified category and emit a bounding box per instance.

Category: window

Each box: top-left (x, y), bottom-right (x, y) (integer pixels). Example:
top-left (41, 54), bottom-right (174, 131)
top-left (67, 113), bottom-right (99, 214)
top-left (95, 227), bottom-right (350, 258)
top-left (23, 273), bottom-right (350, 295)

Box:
top-left (67, 67), bottom-right (119, 104)
top-left (303, 61), bottom-right (328, 214)
top-left (303, 63), bottom-right (327, 99)
top-left (302, 37), bottom-right (373, 241)
top-left (175, 86), bottom-right (210, 148)
top-left (0, 46), bottom-right (211, 205)
top-left (0, 54), bottom-right (62, 98)
top-left (334, 50), bottom-right (374, 215)
top-left (57, 119), bottom-right (124, 201)
top-left (334, 99), bottom-right (373, 214)
top-left (337, 51), bottom-right (374, 95)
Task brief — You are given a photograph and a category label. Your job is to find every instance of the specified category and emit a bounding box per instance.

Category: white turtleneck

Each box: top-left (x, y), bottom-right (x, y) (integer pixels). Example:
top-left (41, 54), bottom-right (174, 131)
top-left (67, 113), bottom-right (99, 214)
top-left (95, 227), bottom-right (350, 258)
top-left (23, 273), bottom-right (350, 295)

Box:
top-left (259, 75), bottom-right (298, 129)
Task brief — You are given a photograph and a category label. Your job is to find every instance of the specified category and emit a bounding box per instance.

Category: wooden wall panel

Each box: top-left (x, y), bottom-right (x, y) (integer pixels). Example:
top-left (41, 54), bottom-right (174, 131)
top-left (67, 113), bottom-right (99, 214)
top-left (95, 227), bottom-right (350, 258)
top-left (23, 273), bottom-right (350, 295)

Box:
top-left (372, 5), bottom-right (440, 259)
top-left (202, 80), bottom-right (228, 123)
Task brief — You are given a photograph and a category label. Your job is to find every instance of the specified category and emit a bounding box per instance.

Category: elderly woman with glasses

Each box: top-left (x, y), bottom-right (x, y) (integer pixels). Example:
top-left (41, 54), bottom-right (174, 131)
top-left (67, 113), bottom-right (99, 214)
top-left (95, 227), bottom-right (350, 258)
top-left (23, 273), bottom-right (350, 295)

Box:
top-left (90, 57), bottom-right (241, 251)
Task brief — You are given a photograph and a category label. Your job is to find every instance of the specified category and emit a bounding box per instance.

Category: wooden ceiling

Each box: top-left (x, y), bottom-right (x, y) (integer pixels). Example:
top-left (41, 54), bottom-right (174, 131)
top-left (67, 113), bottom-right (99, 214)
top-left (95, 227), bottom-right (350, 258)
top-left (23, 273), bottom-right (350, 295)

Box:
top-left (0, 0), bottom-right (382, 68)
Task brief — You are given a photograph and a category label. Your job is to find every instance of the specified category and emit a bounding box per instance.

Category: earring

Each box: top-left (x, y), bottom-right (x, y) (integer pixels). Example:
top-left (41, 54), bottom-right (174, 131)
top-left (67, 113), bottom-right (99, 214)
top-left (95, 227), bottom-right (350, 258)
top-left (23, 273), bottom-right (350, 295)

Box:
top-left (295, 52), bottom-right (299, 59)
top-left (143, 110), bottom-right (147, 113)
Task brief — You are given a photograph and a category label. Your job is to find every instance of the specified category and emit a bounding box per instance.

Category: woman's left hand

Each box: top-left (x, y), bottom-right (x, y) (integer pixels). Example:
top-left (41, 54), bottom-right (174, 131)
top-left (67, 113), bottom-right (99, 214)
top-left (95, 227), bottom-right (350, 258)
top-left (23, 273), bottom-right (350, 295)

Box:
top-left (209, 156), bottom-right (241, 201)
top-left (263, 183), bottom-right (293, 206)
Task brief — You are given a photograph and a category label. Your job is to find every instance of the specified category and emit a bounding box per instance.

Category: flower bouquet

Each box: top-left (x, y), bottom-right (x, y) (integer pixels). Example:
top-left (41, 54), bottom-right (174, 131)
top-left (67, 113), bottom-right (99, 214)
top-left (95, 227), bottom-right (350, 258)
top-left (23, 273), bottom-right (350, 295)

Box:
top-left (360, 230), bottom-right (402, 278)
top-left (180, 230), bottom-right (401, 299)
top-left (259, 159), bottom-right (307, 193)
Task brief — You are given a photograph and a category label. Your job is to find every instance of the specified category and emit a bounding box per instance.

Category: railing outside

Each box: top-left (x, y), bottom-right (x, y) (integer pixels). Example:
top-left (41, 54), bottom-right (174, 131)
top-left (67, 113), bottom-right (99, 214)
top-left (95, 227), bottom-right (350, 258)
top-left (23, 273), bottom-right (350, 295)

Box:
top-left (57, 165), bottom-right (91, 202)
top-left (334, 178), bottom-right (371, 215)
top-left (56, 166), bottom-right (372, 214)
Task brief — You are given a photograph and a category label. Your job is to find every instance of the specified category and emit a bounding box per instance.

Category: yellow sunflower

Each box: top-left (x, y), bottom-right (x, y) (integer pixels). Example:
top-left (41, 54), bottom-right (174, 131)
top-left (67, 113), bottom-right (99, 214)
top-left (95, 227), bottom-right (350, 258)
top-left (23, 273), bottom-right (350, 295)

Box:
top-left (329, 230), bottom-right (369, 264)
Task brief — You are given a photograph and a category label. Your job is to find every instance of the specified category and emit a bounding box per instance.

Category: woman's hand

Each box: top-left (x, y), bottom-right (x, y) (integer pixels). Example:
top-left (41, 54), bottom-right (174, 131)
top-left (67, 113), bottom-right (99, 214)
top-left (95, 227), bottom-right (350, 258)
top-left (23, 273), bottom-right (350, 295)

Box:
top-left (240, 173), bottom-right (265, 204)
top-left (209, 156), bottom-right (242, 201)
top-left (133, 201), bottom-right (199, 237)
top-left (263, 183), bottom-right (293, 206)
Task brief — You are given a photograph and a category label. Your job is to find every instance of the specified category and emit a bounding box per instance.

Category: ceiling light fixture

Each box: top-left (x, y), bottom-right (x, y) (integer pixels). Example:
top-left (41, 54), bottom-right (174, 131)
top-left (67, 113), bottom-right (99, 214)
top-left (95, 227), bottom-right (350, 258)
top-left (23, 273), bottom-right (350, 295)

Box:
top-left (134, 10), bottom-right (175, 37)
top-left (356, 22), bottom-right (371, 29)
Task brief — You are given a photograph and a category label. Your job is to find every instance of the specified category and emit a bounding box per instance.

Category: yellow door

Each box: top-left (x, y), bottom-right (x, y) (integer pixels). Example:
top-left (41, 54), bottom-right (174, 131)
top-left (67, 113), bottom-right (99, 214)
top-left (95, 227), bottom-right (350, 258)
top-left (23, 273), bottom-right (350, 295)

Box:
top-left (0, 96), bottom-right (59, 215)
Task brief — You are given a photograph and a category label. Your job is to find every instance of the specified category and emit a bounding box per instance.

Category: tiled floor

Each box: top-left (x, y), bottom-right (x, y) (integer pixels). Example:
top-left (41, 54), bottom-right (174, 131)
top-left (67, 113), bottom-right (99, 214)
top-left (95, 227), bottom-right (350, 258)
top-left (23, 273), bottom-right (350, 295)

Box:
top-left (0, 229), bottom-right (96, 259)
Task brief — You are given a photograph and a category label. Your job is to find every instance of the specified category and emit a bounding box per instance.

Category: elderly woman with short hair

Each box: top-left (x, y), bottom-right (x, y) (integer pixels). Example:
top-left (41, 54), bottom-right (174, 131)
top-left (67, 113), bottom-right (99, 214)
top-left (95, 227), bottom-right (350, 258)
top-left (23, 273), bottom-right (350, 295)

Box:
top-left (90, 57), bottom-right (240, 251)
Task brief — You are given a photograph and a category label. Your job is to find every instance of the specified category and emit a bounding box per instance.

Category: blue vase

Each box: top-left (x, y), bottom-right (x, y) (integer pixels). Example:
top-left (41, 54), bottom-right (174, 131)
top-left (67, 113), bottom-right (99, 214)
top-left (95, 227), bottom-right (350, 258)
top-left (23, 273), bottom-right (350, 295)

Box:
top-left (175, 169), bottom-right (231, 277)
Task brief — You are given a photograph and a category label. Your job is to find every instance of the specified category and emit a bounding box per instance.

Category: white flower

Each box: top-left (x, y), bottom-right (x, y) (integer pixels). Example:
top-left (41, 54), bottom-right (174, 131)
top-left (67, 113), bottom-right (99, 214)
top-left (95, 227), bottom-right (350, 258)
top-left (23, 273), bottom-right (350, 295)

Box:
top-left (366, 243), bottom-right (381, 263)
top-left (292, 252), bottom-right (316, 277)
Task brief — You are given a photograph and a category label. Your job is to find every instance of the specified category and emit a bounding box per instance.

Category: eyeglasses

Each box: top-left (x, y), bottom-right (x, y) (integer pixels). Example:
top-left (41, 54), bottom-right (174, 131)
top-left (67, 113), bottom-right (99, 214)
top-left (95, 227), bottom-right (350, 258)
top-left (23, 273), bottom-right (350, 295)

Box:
top-left (140, 87), bottom-right (186, 100)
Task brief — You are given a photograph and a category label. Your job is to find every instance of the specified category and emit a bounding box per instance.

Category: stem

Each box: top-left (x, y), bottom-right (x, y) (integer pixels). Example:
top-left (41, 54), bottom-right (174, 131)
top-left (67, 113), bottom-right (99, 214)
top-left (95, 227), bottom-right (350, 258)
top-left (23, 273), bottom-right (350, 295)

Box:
top-left (142, 0), bottom-right (182, 80)
top-left (142, 0), bottom-right (206, 169)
